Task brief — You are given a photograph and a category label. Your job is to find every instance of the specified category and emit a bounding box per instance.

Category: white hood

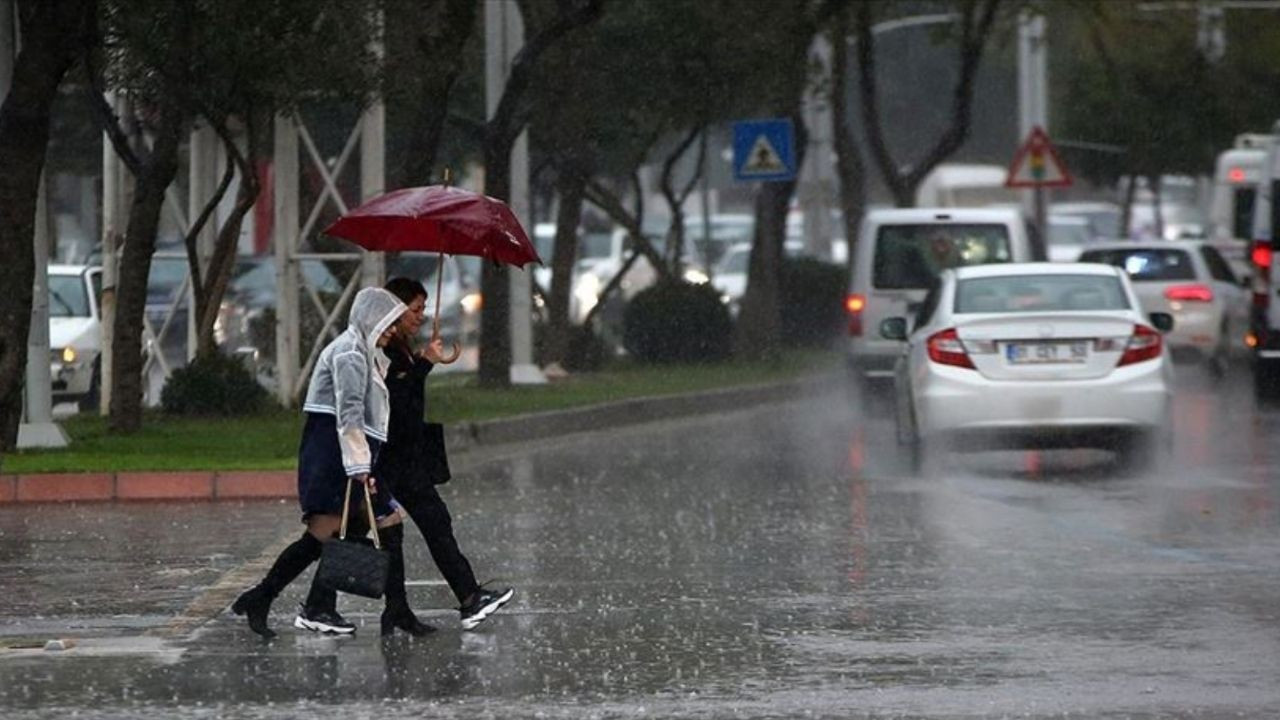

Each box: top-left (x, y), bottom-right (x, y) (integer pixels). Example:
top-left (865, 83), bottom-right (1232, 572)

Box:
top-left (50, 317), bottom-right (99, 352)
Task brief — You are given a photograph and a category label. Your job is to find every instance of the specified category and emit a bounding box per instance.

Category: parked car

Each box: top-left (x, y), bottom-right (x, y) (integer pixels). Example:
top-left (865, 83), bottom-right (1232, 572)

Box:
top-left (48, 264), bottom-right (102, 411)
top-left (880, 262), bottom-right (1174, 469)
top-left (144, 254), bottom-right (191, 365)
top-left (215, 256), bottom-right (346, 352)
top-left (710, 239), bottom-right (804, 316)
top-left (845, 206), bottom-right (1046, 385)
top-left (1078, 240), bottom-right (1248, 372)
top-left (1047, 214), bottom-right (1092, 262)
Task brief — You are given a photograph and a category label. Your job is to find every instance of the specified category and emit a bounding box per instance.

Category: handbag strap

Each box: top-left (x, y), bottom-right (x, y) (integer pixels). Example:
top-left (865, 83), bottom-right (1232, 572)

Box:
top-left (338, 477), bottom-right (383, 550)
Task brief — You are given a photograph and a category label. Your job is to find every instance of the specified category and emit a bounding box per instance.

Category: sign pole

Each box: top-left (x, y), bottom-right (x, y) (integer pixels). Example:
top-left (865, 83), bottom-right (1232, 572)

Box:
top-left (1005, 125), bottom-right (1072, 259)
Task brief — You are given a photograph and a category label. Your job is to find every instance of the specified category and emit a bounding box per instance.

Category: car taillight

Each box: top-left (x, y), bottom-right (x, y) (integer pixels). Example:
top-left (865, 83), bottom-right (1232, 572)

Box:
top-left (845, 293), bottom-right (865, 336)
top-left (926, 328), bottom-right (974, 369)
top-left (1117, 324), bottom-right (1162, 366)
top-left (1163, 284), bottom-right (1214, 302)
top-left (1252, 241), bottom-right (1271, 271)
top-left (1253, 240), bottom-right (1272, 311)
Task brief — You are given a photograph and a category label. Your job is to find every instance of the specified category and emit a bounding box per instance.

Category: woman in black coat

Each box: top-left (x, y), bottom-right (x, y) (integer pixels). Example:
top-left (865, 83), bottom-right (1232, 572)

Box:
top-left (381, 277), bottom-right (514, 631)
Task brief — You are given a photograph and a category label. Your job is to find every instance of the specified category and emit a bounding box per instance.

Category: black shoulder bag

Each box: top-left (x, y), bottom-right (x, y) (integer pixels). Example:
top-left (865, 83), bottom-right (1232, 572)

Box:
top-left (316, 478), bottom-right (389, 598)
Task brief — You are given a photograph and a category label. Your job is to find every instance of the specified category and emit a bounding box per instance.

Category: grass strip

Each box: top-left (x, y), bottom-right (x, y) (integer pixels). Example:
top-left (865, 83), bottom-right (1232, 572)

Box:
top-left (5, 350), bottom-right (840, 474)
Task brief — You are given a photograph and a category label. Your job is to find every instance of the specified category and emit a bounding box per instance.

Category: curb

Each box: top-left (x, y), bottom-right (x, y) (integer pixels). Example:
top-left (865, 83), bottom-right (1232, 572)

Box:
top-left (0, 374), bottom-right (831, 504)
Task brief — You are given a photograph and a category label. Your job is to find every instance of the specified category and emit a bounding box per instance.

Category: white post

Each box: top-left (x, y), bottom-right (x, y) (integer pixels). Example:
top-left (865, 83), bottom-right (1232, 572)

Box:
top-left (273, 115), bottom-right (301, 405)
top-left (1017, 10), bottom-right (1049, 242)
top-left (487, 0), bottom-right (545, 384)
top-left (9, 0), bottom-right (65, 447)
top-left (359, 9), bottom-right (386, 289)
top-left (19, 171), bottom-right (68, 447)
top-left (99, 92), bottom-right (124, 416)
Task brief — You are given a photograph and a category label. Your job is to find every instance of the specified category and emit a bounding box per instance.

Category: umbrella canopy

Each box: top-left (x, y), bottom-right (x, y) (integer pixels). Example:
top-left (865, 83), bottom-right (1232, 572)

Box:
top-left (324, 185), bottom-right (541, 267)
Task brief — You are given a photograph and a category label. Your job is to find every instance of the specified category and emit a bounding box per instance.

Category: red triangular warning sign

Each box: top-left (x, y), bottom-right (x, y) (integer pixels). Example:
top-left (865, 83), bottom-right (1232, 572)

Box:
top-left (1006, 126), bottom-right (1072, 188)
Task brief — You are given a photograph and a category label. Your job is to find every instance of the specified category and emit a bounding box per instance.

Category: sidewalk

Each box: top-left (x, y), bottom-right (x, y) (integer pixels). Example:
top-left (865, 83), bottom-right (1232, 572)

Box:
top-left (0, 375), bottom-right (829, 504)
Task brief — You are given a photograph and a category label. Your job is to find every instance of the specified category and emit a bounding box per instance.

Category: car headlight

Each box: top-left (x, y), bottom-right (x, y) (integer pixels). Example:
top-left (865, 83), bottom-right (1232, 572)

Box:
top-left (60, 346), bottom-right (77, 364)
top-left (460, 292), bottom-right (483, 314)
top-left (683, 268), bottom-right (710, 285)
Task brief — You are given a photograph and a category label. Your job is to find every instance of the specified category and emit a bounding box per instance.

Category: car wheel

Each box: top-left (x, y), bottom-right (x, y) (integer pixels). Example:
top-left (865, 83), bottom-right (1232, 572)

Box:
top-left (901, 403), bottom-right (931, 475)
top-left (1253, 358), bottom-right (1280, 401)
top-left (1207, 324), bottom-right (1229, 379)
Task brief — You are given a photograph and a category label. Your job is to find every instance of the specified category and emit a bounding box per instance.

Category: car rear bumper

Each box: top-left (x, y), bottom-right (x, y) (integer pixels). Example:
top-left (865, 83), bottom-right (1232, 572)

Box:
top-left (915, 360), bottom-right (1170, 441)
top-left (1165, 309), bottom-right (1221, 353)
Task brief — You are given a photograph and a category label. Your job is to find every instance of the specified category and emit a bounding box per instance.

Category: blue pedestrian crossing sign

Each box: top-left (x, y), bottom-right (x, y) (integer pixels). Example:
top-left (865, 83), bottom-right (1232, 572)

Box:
top-left (732, 119), bottom-right (796, 182)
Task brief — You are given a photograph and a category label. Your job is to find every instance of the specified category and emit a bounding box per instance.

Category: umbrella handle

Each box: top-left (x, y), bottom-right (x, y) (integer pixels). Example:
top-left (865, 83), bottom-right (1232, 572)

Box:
top-left (435, 338), bottom-right (462, 365)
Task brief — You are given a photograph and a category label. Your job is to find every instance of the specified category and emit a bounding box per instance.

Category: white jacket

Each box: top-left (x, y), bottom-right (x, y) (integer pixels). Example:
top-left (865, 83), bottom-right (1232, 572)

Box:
top-left (302, 287), bottom-right (406, 477)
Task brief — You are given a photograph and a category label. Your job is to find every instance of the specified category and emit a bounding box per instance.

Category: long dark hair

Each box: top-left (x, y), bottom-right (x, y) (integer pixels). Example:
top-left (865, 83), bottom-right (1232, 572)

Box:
top-left (384, 277), bottom-right (427, 354)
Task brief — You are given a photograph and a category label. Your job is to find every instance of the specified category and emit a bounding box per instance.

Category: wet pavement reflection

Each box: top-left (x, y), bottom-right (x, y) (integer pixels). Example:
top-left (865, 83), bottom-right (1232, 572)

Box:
top-left (2, 364), bottom-right (1279, 717)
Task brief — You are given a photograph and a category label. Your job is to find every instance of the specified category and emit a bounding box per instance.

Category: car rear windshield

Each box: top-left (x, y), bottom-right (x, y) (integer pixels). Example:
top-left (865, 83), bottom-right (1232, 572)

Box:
top-left (1078, 248), bottom-right (1196, 281)
top-left (955, 274), bottom-right (1130, 313)
top-left (873, 223), bottom-right (1011, 290)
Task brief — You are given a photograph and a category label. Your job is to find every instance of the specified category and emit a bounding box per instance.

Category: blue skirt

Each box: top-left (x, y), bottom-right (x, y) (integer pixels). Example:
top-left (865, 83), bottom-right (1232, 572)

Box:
top-left (297, 412), bottom-right (394, 520)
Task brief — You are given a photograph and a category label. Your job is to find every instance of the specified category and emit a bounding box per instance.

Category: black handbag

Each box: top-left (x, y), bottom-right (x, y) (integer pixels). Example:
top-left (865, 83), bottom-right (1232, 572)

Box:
top-left (316, 478), bottom-right (388, 599)
top-left (423, 421), bottom-right (452, 485)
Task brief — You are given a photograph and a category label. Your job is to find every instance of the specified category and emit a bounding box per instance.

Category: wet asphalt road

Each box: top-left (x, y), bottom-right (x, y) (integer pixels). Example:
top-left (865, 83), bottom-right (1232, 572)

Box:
top-left (2, 363), bottom-right (1280, 718)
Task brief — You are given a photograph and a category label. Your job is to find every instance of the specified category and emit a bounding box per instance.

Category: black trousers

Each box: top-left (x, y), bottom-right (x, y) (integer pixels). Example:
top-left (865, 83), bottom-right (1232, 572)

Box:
top-left (386, 474), bottom-right (480, 605)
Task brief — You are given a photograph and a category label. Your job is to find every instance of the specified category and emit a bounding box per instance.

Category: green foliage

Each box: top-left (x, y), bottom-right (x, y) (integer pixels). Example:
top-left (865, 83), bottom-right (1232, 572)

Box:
top-left (780, 258), bottom-right (847, 347)
top-left (161, 353), bottom-right (269, 417)
top-left (1056, 3), bottom-right (1280, 185)
top-left (528, 0), bottom-right (819, 181)
top-left (564, 324), bottom-right (608, 372)
top-left (623, 279), bottom-right (732, 364)
top-left (101, 0), bottom-right (378, 118)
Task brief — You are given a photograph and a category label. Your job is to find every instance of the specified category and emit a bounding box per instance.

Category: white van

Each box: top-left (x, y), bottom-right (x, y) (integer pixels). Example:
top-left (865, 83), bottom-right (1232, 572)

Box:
top-left (1245, 122), bottom-right (1280, 395)
top-left (1210, 135), bottom-right (1270, 278)
top-left (914, 163), bottom-right (1023, 208)
top-left (846, 207), bottom-right (1045, 382)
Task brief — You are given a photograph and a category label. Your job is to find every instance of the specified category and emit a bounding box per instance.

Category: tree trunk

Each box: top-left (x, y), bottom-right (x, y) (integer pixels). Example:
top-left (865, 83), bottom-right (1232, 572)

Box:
top-left (478, 137), bottom-right (513, 388)
top-left (856, 0), bottom-right (1000, 208)
top-left (194, 124), bottom-right (261, 357)
top-left (108, 107), bottom-right (184, 432)
top-left (0, 0), bottom-right (94, 452)
top-left (544, 171), bottom-right (584, 366)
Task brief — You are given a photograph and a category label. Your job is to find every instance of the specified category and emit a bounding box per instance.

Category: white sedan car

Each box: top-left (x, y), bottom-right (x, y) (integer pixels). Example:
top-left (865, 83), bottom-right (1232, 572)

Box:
top-left (881, 263), bottom-right (1174, 468)
top-left (1077, 240), bottom-right (1248, 372)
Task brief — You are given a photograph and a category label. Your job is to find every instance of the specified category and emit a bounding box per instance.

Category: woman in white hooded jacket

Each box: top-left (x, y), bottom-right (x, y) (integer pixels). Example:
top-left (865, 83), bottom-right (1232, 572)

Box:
top-left (232, 287), bottom-right (408, 639)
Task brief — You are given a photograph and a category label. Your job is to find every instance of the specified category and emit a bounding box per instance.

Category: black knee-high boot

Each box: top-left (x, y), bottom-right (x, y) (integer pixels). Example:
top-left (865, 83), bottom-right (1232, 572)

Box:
top-left (380, 524), bottom-right (436, 637)
top-left (232, 532), bottom-right (323, 638)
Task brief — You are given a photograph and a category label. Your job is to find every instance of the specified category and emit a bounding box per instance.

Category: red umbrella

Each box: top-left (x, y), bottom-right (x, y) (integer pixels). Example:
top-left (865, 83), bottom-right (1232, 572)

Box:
top-left (325, 184), bottom-right (541, 363)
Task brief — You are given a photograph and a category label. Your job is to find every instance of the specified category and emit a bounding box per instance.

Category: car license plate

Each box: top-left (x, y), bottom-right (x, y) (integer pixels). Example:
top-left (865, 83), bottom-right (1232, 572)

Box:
top-left (1005, 341), bottom-right (1088, 365)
